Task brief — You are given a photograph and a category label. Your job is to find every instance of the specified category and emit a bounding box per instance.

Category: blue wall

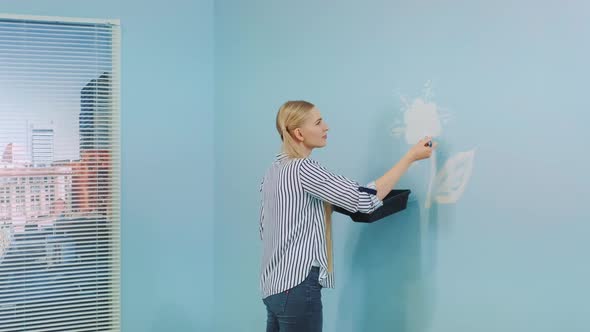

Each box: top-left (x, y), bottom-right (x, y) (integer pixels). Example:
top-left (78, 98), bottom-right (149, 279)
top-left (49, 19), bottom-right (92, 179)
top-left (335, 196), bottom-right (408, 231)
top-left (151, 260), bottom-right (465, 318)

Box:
top-left (0, 1), bottom-right (215, 331)
top-left (2, 0), bottom-right (589, 331)
top-left (215, 0), bottom-right (590, 331)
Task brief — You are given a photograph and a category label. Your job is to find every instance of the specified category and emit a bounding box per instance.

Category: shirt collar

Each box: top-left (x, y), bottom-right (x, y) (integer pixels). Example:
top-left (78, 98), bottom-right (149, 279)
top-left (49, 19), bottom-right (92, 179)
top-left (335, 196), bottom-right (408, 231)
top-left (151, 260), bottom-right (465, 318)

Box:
top-left (275, 152), bottom-right (289, 162)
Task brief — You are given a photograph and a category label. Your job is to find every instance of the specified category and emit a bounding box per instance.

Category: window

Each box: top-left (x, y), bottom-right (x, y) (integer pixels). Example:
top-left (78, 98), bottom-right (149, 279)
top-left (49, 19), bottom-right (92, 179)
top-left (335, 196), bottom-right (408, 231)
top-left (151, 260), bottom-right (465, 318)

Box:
top-left (0, 14), bottom-right (120, 331)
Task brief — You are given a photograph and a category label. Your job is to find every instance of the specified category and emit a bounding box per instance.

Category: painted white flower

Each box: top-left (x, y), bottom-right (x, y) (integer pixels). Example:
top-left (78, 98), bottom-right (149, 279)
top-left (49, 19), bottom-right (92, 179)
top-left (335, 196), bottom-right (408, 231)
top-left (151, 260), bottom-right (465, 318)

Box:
top-left (403, 98), bottom-right (442, 144)
top-left (392, 82), bottom-right (475, 208)
top-left (425, 149), bottom-right (476, 208)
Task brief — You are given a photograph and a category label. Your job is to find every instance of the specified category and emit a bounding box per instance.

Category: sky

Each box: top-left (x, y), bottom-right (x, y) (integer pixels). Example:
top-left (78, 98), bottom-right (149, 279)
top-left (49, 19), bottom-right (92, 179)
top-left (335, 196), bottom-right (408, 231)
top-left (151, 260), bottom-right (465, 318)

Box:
top-left (0, 19), bottom-right (114, 162)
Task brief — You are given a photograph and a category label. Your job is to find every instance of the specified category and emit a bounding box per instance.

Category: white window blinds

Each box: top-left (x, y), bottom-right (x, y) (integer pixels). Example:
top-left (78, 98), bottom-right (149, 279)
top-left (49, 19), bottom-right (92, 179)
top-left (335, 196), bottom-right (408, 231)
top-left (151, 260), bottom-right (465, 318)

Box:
top-left (0, 15), bottom-right (120, 332)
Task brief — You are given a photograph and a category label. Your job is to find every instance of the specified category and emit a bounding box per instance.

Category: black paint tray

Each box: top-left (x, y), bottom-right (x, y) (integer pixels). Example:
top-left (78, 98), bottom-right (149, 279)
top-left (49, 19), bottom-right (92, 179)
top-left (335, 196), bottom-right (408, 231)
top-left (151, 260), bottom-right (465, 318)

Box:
top-left (333, 189), bottom-right (411, 223)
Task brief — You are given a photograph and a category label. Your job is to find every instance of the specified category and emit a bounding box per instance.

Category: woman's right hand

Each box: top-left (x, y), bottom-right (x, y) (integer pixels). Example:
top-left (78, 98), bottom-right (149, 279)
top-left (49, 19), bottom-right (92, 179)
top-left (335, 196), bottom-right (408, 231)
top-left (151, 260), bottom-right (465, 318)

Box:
top-left (406, 137), bottom-right (437, 162)
top-left (375, 136), bottom-right (438, 199)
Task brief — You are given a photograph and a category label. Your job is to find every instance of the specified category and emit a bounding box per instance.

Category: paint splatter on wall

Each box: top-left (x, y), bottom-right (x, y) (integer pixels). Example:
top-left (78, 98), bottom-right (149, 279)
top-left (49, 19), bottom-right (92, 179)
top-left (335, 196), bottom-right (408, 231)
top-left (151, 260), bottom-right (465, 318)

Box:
top-left (392, 81), bottom-right (475, 208)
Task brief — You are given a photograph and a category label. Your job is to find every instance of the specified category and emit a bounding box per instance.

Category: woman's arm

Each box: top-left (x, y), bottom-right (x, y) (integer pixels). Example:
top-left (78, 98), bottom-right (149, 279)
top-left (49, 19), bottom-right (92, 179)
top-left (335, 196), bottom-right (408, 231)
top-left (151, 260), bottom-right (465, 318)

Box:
top-left (299, 159), bottom-right (383, 214)
top-left (375, 137), bottom-right (436, 200)
top-left (299, 137), bottom-right (436, 213)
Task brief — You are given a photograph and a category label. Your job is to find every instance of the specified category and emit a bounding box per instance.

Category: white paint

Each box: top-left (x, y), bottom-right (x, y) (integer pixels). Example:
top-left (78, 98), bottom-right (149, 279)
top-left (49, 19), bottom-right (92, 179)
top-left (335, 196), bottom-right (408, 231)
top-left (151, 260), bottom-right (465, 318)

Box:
top-left (392, 82), bottom-right (475, 208)
top-left (433, 149), bottom-right (475, 204)
top-left (403, 98), bottom-right (442, 144)
top-left (424, 150), bottom-right (437, 209)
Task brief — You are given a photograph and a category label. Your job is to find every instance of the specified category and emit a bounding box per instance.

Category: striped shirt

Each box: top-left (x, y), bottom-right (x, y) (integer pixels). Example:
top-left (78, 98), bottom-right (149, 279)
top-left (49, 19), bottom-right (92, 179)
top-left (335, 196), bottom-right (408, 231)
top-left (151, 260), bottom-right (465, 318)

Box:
top-left (259, 153), bottom-right (383, 299)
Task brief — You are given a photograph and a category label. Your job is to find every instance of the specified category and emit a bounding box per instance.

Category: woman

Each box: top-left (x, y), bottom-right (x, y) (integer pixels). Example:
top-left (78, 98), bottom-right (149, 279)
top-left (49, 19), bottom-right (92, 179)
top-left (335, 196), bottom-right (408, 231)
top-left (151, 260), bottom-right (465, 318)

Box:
top-left (260, 100), bottom-right (435, 331)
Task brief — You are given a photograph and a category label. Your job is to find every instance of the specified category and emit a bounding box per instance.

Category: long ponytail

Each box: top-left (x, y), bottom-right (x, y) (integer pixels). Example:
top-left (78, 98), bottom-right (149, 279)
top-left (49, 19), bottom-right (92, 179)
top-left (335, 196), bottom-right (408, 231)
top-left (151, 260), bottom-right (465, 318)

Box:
top-left (275, 101), bottom-right (334, 273)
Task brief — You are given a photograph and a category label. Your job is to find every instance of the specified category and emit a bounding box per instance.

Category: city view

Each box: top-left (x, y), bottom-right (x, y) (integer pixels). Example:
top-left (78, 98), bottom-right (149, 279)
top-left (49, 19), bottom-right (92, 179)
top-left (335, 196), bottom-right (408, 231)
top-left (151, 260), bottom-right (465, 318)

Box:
top-left (0, 18), bottom-right (119, 331)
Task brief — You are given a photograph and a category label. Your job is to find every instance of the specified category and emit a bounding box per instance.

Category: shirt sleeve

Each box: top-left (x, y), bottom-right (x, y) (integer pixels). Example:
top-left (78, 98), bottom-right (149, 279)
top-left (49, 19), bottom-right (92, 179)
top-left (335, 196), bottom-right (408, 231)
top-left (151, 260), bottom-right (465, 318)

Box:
top-left (298, 158), bottom-right (383, 214)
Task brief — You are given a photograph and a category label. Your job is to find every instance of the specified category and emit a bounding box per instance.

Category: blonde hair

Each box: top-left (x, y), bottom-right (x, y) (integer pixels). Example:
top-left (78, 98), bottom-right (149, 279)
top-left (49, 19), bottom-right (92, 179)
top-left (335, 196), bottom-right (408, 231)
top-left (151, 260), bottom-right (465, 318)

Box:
top-left (275, 100), bottom-right (334, 273)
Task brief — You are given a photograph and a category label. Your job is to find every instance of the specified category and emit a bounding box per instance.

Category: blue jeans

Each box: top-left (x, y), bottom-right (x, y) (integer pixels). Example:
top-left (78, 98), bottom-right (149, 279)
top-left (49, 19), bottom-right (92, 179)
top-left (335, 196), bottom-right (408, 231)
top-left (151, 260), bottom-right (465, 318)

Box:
top-left (263, 266), bottom-right (323, 332)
